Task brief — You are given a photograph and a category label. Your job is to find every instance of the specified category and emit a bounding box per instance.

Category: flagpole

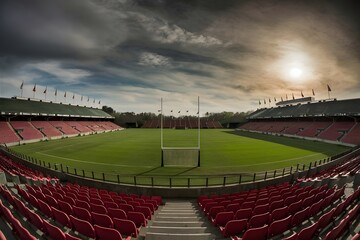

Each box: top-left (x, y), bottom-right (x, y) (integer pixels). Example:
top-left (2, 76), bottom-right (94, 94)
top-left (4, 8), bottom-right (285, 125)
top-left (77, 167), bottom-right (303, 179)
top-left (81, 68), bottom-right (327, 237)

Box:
top-left (161, 98), bottom-right (163, 149)
top-left (198, 96), bottom-right (200, 150)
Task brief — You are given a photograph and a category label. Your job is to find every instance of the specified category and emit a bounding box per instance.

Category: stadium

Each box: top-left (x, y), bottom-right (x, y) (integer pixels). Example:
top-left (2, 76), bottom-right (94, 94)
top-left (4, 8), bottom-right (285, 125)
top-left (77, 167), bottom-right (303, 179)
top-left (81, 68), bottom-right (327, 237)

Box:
top-left (1, 0), bottom-right (360, 240)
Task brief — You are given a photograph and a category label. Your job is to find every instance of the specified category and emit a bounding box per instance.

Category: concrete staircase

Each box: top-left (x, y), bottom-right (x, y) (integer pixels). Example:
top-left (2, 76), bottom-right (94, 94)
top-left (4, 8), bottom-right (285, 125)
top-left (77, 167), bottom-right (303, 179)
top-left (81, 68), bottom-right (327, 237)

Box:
top-left (144, 199), bottom-right (221, 240)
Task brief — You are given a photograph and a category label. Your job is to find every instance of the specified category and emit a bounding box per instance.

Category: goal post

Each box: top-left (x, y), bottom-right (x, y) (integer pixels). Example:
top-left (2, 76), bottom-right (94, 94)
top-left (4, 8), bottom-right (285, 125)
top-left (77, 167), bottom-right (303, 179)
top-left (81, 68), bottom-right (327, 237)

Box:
top-left (160, 97), bottom-right (201, 167)
top-left (161, 147), bottom-right (200, 167)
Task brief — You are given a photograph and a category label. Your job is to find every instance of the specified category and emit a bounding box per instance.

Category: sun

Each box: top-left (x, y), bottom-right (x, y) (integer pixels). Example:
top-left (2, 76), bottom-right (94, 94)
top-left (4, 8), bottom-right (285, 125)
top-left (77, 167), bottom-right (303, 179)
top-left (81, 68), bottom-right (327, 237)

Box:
top-left (289, 67), bottom-right (303, 78)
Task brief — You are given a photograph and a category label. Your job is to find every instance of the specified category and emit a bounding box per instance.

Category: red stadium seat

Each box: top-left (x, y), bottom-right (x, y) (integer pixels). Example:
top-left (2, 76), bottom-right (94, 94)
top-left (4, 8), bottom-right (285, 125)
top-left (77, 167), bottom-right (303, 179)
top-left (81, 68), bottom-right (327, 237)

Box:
top-left (118, 203), bottom-right (134, 213)
top-left (234, 208), bottom-right (252, 220)
top-left (73, 206), bottom-right (92, 223)
top-left (90, 203), bottom-right (107, 214)
top-left (44, 220), bottom-right (66, 240)
top-left (297, 222), bottom-right (319, 240)
top-left (269, 199), bottom-right (284, 212)
top-left (91, 212), bottom-right (113, 228)
top-left (52, 207), bottom-right (72, 228)
top-left (58, 200), bottom-right (74, 215)
top-left (69, 215), bottom-right (96, 239)
top-left (220, 219), bottom-right (247, 238)
top-left (108, 208), bottom-right (127, 220)
top-left (94, 224), bottom-right (124, 240)
top-left (253, 203), bottom-right (269, 215)
top-left (291, 206), bottom-right (309, 227)
top-left (241, 201), bottom-right (255, 210)
top-left (26, 208), bottom-right (45, 232)
top-left (212, 211), bottom-right (234, 227)
top-left (226, 203), bottom-right (241, 213)
top-left (270, 206), bottom-right (288, 222)
top-left (267, 215), bottom-right (291, 238)
top-left (233, 224), bottom-right (268, 240)
top-left (45, 194), bottom-right (59, 209)
top-left (317, 208), bottom-right (335, 232)
top-left (288, 200), bottom-right (302, 215)
top-left (113, 218), bottom-right (139, 238)
top-left (104, 201), bottom-right (118, 209)
top-left (75, 199), bottom-right (91, 211)
top-left (134, 206), bottom-right (152, 220)
top-left (38, 199), bottom-right (53, 218)
top-left (127, 211), bottom-right (148, 228)
top-left (247, 212), bottom-right (269, 228)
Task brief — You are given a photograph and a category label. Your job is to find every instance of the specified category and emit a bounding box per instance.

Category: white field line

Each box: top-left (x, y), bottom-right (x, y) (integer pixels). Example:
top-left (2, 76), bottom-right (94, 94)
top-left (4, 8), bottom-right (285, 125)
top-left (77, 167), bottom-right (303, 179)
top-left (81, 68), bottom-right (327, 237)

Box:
top-left (36, 152), bottom-right (154, 168)
top-left (207, 153), bottom-right (324, 168)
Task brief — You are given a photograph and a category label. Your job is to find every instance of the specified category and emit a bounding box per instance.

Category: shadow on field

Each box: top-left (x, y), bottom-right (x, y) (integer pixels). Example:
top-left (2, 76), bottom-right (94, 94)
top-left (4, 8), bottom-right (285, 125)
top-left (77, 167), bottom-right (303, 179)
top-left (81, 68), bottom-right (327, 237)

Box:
top-left (136, 166), bottom-right (198, 176)
top-left (227, 130), bottom-right (346, 153)
top-left (173, 167), bottom-right (198, 176)
top-left (136, 166), bottom-right (162, 176)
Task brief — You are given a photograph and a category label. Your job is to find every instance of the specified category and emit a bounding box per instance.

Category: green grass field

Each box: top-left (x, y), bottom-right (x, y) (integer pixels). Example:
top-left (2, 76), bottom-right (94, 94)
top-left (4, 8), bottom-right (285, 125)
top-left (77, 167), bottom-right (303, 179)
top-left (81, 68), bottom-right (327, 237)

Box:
top-left (10, 129), bottom-right (350, 186)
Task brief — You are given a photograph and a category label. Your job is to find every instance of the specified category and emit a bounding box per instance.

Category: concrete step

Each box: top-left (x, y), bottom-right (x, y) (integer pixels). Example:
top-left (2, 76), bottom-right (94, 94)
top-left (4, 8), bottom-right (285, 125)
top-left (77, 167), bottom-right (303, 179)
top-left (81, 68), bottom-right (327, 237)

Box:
top-left (155, 216), bottom-right (204, 222)
top-left (152, 221), bottom-right (208, 227)
top-left (161, 209), bottom-right (199, 213)
top-left (145, 232), bottom-right (214, 240)
top-left (157, 212), bottom-right (199, 217)
top-left (146, 226), bottom-right (211, 234)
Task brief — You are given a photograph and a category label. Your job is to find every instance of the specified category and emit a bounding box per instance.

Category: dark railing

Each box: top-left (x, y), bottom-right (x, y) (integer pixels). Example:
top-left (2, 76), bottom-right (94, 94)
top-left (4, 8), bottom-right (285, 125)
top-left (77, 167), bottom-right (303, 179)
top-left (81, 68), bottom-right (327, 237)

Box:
top-left (1, 145), bottom-right (353, 188)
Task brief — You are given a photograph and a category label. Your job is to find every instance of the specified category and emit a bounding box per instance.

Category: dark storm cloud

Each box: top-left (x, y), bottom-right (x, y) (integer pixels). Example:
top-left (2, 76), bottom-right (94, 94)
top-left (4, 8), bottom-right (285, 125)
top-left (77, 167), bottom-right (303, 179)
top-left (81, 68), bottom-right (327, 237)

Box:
top-left (0, 0), bottom-right (359, 113)
top-left (0, 0), bottom-right (125, 61)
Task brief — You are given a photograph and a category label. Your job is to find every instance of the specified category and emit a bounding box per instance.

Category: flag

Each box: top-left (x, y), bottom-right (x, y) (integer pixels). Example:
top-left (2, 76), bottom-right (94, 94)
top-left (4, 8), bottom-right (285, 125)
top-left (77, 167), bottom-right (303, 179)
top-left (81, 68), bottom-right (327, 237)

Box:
top-left (43, 86), bottom-right (47, 94)
top-left (87, 97), bottom-right (89, 102)
top-left (33, 84), bottom-right (36, 92)
top-left (264, 99), bottom-right (266, 104)
top-left (281, 96), bottom-right (283, 102)
top-left (292, 93), bottom-right (295, 100)
top-left (327, 84), bottom-right (332, 92)
top-left (312, 89), bottom-right (315, 96)
top-left (269, 98), bottom-right (271, 103)
top-left (55, 89), bottom-right (57, 96)
top-left (98, 100), bottom-right (100, 104)
top-left (64, 92), bottom-right (66, 98)
top-left (20, 82), bottom-right (24, 90)
top-left (186, 110), bottom-right (189, 112)
top-left (178, 111), bottom-right (181, 113)
top-left (259, 100), bottom-right (261, 105)
top-left (72, 94), bottom-right (75, 99)
top-left (301, 91), bottom-right (304, 97)
top-left (274, 97), bottom-right (277, 102)
top-left (170, 110), bottom-right (173, 112)
top-left (81, 96), bottom-right (83, 101)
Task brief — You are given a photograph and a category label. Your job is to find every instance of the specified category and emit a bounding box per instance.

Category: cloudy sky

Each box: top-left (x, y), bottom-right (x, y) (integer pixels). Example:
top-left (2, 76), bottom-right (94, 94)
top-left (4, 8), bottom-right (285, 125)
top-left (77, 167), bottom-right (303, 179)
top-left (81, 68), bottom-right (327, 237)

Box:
top-left (1, 0), bottom-right (359, 114)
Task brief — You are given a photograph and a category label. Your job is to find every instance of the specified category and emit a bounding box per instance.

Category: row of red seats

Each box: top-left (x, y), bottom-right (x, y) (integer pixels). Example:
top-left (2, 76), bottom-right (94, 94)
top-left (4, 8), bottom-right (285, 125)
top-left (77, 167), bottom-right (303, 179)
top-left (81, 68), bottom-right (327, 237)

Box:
top-left (19, 185), bottom-right (142, 239)
top-left (201, 184), bottom-right (340, 238)
top-left (0, 120), bottom-right (121, 144)
top-left (284, 186), bottom-right (360, 240)
top-left (298, 155), bottom-right (360, 182)
top-left (0, 184), bottom-right (81, 240)
top-left (239, 120), bottom-right (360, 144)
top-left (0, 153), bottom-right (57, 183)
top-left (218, 185), bottom-right (358, 240)
top-left (0, 197), bottom-right (36, 240)
top-left (11, 184), bottom-right (132, 240)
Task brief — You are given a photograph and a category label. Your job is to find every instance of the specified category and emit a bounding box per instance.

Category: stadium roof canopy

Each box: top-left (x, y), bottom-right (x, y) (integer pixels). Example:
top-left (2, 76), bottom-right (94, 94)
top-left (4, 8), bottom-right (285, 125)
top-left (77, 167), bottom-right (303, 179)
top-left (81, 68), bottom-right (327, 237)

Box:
top-left (248, 98), bottom-right (360, 119)
top-left (0, 97), bottom-right (113, 118)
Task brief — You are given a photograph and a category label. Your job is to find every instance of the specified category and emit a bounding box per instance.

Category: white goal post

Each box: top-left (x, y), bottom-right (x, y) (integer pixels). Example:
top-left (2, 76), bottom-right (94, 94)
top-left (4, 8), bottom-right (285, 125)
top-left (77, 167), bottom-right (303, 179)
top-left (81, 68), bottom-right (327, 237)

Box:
top-left (160, 97), bottom-right (201, 167)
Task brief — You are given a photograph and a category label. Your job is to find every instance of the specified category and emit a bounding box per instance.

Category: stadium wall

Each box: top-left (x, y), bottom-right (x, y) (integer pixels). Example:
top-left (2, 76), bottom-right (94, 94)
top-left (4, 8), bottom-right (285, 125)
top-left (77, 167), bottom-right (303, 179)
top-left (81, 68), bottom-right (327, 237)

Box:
top-left (1, 146), bottom-right (358, 198)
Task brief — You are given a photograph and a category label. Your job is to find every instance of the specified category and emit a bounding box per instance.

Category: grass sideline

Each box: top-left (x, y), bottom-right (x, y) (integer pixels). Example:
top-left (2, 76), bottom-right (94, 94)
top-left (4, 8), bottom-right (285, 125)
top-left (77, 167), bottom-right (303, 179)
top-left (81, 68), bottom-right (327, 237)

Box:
top-left (11, 129), bottom-right (349, 185)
